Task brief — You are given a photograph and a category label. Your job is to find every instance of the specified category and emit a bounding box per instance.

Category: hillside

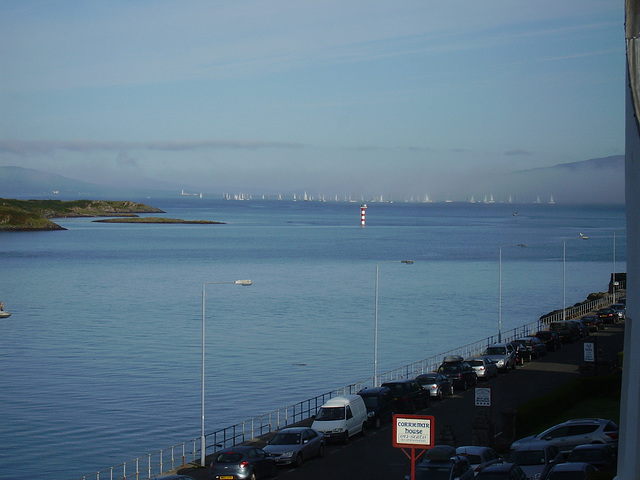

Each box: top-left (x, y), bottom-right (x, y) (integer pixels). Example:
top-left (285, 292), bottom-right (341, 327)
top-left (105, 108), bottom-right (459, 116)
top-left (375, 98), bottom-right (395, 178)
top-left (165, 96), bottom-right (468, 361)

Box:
top-left (0, 198), bottom-right (165, 231)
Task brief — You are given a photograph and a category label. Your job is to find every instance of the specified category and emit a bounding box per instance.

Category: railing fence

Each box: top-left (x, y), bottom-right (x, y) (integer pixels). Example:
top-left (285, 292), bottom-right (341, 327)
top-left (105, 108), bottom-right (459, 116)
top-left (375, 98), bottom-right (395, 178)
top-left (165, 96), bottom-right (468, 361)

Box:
top-left (79, 293), bottom-right (615, 480)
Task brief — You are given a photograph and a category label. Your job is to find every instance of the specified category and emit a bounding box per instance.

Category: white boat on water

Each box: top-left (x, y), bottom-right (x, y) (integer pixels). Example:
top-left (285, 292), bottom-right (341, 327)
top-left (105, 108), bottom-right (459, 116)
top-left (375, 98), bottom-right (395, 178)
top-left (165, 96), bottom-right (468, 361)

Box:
top-left (0, 311), bottom-right (11, 318)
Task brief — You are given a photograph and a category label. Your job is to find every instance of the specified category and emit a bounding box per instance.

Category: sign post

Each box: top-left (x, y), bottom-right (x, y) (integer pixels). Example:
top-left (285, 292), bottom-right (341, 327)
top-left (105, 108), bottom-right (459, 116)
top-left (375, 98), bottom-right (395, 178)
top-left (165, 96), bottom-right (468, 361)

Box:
top-left (393, 414), bottom-right (435, 480)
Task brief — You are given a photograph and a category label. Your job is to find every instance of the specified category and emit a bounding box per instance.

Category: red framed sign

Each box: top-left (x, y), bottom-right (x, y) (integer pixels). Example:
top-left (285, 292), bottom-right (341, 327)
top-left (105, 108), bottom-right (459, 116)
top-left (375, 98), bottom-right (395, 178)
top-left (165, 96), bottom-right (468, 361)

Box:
top-left (392, 414), bottom-right (435, 449)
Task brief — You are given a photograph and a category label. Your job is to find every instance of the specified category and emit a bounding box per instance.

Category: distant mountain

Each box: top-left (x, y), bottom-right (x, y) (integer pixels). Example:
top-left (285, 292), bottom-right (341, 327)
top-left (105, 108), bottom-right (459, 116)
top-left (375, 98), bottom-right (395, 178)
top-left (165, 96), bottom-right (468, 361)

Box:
top-left (0, 166), bottom-right (180, 199)
top-left (515, 155), bottom-right (624, 174)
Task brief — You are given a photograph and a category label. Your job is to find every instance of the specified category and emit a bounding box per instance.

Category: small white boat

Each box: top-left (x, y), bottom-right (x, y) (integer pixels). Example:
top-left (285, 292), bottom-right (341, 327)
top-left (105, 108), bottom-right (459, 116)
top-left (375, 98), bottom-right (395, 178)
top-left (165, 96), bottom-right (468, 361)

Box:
top-left (0, 311), bottom-right (11, 318)
top-left (579, 233), bottom-right (589, 239)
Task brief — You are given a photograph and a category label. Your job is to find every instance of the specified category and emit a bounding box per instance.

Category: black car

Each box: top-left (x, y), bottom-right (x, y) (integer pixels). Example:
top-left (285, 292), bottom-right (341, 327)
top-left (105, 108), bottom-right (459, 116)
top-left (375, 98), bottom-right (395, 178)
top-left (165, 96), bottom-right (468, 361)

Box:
top-left (415, 373), bottom-right (454, 399)
top-left (597, 307), bottom-right (617, 324)
top-left (381, 379), bottom-right (430, 413)
top-left (437, 355), bottom-right (477, 391)
top-left (535, 330), bottom-right (562, 351)
top-left (405, 445), bottom-right (475, 480)
top-left (475, 463), bottom-right (527, 480)
top-left (549, 321), bottom-right (580, 343)
top-left (357, 386), bottom-right (395, 428)
top-left (579, 314), bottom-right (602, 332)
top-left (509, 341), bottom-right (532, 365)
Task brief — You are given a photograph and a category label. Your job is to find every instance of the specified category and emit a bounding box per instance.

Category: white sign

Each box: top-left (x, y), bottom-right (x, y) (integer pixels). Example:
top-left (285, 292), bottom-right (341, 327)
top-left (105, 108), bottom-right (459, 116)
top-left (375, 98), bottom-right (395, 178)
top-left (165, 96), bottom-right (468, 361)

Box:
top-left (393, 415), bottom-right (434, 448)
top-left (584, 342), bottom-right (595, 362)
top-left (475, 387), bottom-right (491, 407)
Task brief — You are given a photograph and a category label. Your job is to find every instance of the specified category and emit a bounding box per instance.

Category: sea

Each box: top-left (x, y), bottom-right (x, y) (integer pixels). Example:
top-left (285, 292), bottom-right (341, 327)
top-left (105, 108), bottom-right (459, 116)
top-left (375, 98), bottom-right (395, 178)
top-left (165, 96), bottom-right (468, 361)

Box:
top-left (0, 197), bottom-right (627, 480)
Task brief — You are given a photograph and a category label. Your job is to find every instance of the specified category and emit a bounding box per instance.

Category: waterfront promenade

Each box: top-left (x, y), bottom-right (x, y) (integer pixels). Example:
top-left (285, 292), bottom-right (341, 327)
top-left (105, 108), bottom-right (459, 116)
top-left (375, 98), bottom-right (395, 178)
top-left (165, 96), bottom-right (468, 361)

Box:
top-left (173, 321), bottom-right (625, 480)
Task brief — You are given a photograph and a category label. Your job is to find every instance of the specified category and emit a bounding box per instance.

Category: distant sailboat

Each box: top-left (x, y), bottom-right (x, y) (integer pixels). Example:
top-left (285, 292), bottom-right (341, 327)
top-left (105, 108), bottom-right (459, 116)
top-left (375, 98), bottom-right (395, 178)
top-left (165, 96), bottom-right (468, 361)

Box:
top-left (549, 194), bottom-right (555, 204)
top-left (535, 195), bottom-right (541, 204)
top-left (580, 233), bottom-right (589, 240)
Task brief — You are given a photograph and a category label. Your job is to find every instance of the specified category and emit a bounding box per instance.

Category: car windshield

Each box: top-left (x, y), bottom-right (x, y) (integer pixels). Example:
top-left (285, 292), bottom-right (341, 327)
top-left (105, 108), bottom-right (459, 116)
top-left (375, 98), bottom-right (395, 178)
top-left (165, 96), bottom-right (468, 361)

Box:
top-left (415, 466), bottom-right (452, 480)
top-left (418, 376), bottom-right (437, 384)
top-left (361, 396), bottom-right (380, 408)
top-left (485, 347), bottom-right (505, 355)
top-left (438, 364), bottom-right (459, 374)
top-left (214, 452), bottom-right (245, 463)
top-left (469, 360), bottom-right (484, 367)
top-left (509, 450), bottom-right (546, 465)
top-left (269, 432), bottom-right (300, 445)
top-left (384, 383), bottom-right (407, 394)
top-left (316, 406), bottom-right (345, 421)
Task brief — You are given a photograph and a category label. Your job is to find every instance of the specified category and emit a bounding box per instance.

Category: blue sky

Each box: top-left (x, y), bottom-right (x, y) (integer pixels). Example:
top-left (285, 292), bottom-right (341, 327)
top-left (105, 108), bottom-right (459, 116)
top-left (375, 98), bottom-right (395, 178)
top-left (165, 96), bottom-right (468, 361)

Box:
top-left (0, 1), bottom-right (625, 201)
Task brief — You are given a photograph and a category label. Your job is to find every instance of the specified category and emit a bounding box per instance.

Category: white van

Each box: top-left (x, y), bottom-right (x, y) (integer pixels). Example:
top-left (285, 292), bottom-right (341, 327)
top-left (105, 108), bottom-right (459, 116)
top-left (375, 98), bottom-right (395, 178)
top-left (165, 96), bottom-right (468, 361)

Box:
top-left (311, 395), bottom-right (368, 443)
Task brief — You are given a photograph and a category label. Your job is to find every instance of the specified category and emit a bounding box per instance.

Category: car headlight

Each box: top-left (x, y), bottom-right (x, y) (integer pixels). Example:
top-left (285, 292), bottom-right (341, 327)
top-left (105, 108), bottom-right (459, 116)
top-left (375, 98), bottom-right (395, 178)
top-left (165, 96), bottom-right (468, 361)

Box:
top-left (281, 451), bottom-right (294, 458)
top-left (496, 359), bottom-right (505, 366)
top-left (332, 428), bottom-right (344, 433)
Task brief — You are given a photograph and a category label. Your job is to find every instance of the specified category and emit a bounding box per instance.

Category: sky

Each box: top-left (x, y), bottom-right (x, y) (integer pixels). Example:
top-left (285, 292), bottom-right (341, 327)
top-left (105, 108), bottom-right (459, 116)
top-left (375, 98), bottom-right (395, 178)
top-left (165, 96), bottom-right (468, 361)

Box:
top-left (0, 1), bottom-right (626, 202)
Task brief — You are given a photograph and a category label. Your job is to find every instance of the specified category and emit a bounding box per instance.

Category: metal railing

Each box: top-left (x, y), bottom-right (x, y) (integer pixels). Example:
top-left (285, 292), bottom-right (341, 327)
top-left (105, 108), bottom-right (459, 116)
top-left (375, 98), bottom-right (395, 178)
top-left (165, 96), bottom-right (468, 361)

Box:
top-left (78, 293), bottom-right (616, 480)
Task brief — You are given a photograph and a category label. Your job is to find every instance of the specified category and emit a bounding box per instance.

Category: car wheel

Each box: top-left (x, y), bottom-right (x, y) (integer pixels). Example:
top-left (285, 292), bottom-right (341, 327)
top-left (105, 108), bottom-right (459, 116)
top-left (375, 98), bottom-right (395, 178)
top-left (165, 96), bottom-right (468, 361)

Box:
top-left (449, 385), bottom-right (454, 396)
top-left (294, 453), bottom-right (303, 468)
top-left (343, 431), bottom-right (349, 444)
top-left (361, 422), bottom-right (366, 437)
top-left (437, 388), bottom-right (443, 401)
top-left (317, 443), bottom-right (325, 458)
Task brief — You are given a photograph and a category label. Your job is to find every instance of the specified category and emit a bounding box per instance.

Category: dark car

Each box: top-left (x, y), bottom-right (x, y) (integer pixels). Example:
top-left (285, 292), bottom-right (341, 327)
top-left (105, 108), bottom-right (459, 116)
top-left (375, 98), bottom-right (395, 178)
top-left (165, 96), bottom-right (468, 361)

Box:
top-left (437, 355), bottom-right (478, 390)
top-left (544, 462), bottom-right (597, 479)
top-left (357, 386), bottom-right (395, 428)
top-left (570, 319), bottom-right (589, 337)
top-left (455, 445), bottom-right (504, 475)
top-left (549, 321), bottom-right (580, 343)
top-left (263, 427), bottom-right (324, 467)
top-left (405, 445), bottom-right (475, 480)
top-left (535, 330), bottom-right (562, 351)
top-left (579, 314), bottom-right (601, 332)
top-left (597, 308), bottom-right (617, 325)
top-left (209, 446), bottom-right (277, 480)
top-left (381, 379), bottom-right (430, 413)
top-left (509, 341), bottom-right (532, 365)
top-left (566, 443), bottom-right (617, 473)
top-left (415, 373), bottom-right (454, 399)
top-left (475, 463), bottom-right (527, 480)
top-left (508, 441), bottom-right (563, 480)
top-left (518, 336), bottom-right (547, 358)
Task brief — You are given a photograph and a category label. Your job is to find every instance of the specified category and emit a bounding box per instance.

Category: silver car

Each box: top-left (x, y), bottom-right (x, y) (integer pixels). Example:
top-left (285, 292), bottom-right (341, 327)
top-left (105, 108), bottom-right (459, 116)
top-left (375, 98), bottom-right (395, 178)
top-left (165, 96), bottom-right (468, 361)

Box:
top-left (510, 418), bottom-right (619, 457)
top-left (467, 357), bottom-right (499, 380)
top-left (482, 343), bottom-right (516, 372)
top-left (263, 427), bottom-right (325, 467)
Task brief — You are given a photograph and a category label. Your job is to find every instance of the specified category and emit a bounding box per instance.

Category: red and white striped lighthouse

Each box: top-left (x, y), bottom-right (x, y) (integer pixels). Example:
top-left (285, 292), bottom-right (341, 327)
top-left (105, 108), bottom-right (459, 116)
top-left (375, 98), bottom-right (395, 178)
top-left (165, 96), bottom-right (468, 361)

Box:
top-left (360, 203), bottom-right (367, 227)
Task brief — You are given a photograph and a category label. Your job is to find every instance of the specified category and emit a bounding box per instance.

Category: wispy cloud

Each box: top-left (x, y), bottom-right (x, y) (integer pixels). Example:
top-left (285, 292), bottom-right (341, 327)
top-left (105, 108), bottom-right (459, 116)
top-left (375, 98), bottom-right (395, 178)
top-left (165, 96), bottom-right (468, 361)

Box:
top-left (0, 139), bottom-right (306, 155)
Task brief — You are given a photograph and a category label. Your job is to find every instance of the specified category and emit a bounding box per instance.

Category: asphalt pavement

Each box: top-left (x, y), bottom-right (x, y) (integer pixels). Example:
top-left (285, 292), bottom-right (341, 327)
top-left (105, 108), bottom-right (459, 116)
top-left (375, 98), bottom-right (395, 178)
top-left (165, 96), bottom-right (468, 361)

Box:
top-left (175, 323), bottom-right (625, 480)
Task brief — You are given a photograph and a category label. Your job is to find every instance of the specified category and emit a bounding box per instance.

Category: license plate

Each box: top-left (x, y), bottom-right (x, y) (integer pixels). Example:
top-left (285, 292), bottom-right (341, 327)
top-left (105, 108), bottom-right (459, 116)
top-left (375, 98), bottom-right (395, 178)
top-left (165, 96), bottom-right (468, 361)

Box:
top-left (219, 476), bottom-right (234, 480)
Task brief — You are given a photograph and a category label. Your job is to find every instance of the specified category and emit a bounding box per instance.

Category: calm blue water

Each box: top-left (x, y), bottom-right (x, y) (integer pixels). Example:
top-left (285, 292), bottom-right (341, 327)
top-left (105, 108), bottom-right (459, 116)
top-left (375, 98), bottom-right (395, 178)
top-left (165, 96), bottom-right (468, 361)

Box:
top-left (0, 199), bottom-right (626, 479)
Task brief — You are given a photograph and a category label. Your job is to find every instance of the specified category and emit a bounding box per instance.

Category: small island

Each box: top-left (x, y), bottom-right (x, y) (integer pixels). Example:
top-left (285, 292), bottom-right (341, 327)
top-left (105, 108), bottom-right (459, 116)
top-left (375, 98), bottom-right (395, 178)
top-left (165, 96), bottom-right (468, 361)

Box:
top-left (0, 198), bottom-right (223, 231)
top-left (93, 217), bottom-right (224, 224)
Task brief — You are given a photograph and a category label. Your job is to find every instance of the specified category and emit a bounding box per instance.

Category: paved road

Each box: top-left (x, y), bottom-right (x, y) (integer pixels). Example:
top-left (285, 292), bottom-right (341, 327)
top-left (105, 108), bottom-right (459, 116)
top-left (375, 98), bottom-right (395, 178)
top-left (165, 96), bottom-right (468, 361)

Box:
top-left (176, 324), bottom-right (624, 480)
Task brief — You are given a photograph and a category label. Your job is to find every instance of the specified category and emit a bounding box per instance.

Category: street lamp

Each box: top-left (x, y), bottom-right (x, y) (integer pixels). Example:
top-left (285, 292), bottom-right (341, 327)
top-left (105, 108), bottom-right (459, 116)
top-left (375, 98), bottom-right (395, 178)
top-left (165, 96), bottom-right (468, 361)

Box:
top-left (201, 279), bottom-right (252, 467)
top-left (374, 260), bottom-right (413, 387)
top-left (499, 244), bottom-right (527, 343)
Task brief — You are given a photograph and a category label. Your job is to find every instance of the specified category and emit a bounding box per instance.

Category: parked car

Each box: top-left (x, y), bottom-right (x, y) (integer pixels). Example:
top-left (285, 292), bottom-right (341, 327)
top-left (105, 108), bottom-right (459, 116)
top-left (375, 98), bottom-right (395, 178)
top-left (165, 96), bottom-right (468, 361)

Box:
top-left (455, 445), bottom-right (504, 475)
top-left (209, 446), bottom-right (277, 480)
top-left (544, 462), bottom-right (597, 480)
top-left (510, 418), bottom-right (619, 457)
top-left (610, 303), bottom-right (626, 321)
top-left (566, 443), bottom-right (617, 473)
top-left (482, 344), bottom-right (516, 372)
top-left (570, 319), bottom-right (589, 337)
top-left (579, 315), bottom-right (601, 332)
top-left (437, 355), bottom-right (478, 390)
top-left (311, 395), bottom-right (368, 443)
top-left (518, 336), bottom-right (547, 358)
top-left (405, 445), bottom-right (475, 480)
top-left (475, 463), bottom-right (527, 480)
top-left (415, 373), bottom-right (454, 399)
top-left (467, 357), bottom-right (499, 380)
top-left (263, 427), bottom-right (324, 467)
top-left (510, 342), bottom-right (531, 366)
top-left (549, 321), bottom-right (580, 343)
top-left (508, 441), bottom-right (563, 479)
top-left (597, 308), bottom-right (617, 325)
top-left (357, 386), bottom-right (395, 428)
top-left (381, 379), bottom-right (430, 413)
top-left (535, 330), bottom-right (562, 352)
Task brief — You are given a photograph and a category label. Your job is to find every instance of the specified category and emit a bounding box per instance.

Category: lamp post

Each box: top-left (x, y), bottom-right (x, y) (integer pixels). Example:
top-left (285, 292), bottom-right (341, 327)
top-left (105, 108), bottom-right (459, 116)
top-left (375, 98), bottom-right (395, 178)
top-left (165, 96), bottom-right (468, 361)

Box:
top-left (499, 244), bottom-right (526, 343)
top-left (201, 279), bottom-right (252, 467)
top-left (374, 260), bottom-right (413, 387)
